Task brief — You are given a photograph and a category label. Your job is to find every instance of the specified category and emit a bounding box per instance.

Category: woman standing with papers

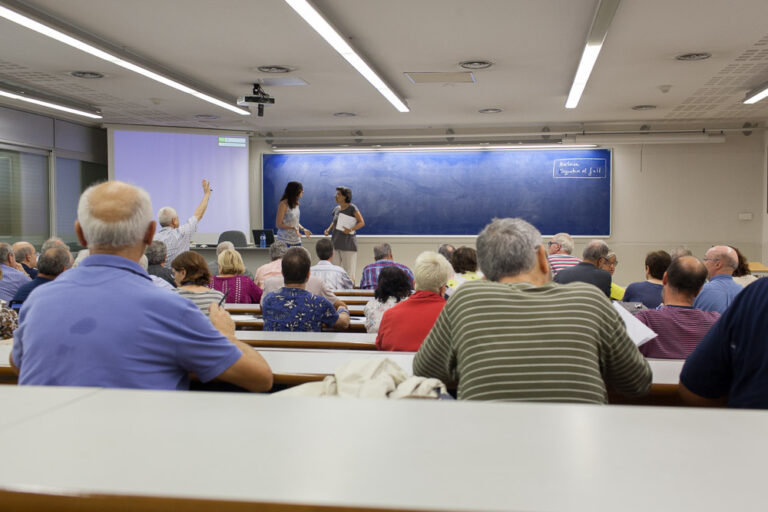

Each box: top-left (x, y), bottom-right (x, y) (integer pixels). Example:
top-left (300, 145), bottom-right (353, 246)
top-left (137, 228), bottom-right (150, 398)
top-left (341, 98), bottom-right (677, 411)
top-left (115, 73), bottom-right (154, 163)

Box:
top-left (324, 186), bottom-right (365, 283)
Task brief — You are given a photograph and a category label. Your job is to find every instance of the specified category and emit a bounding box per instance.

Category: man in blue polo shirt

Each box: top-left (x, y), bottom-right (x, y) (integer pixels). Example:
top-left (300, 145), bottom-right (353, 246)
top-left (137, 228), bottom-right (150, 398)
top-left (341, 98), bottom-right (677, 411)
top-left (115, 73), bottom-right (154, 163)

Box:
top-left (11, 180), bottom-right (272, 392)
top-left (692, 245), bottom-right (743, 314)
top-left (680, 277), bottom-right (768, 408)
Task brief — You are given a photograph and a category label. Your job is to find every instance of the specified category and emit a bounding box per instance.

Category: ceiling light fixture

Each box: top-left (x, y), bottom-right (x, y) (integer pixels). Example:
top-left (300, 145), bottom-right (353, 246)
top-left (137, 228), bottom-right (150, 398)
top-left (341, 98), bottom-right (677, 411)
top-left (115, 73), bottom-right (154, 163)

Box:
top-left (565, 0), bottom-right (621, 109)
top-left (0, 4), bottom-right (249, 116)
top-left (284, 0), bottom-right (409, 113)
top-left (675, 52), bottom-right (711, 61)
top-left (272, 143), bottom-right (596, 153)
top-left (459, 60), bottom-right (493, 70)
top-left (562, 133), bottom-right (724, 144)
top-left (743, 80), bottom-right (768, 105)
top-left (0, 88), bottom-right (101, 119)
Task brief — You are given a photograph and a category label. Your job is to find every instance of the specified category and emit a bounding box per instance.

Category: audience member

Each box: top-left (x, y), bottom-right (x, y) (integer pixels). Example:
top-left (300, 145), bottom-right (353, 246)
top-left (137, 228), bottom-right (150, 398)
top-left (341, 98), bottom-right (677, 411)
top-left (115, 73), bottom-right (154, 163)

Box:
top-left (254, 241), bottom-right (288, 287)
top-left (11, 180), bottom-right (271, 391)
top-left (636, 256), bottom-right (720, 359)
top-left (261, 274), bottom-right (346, 309)
top-left (208, 241), bottom-right (255, 281)
top-left (363, 266), bottom-right (412, 333)
top-left (310, 238), bottom-right (354, 290)
top-left (553, 240), bottom-right (612, 297)
top-left (145, 240), bottom-right (176, 287)
top-left (730, 246), bottom-right (758, 288)
top-left (211, 249), bottom-right (262, 304)
top-left (598, 250), bottom-right (624, 300)
top-left (0, 301), bottom-right (17, 339)
top-left (359, 243), bottom-right (414, 289)
top-left (153, 179), bottom-right (211, 268)
top-left (445, 246), bottom-right (483, 297)
top-left (12, 241), bottom-right (38, 278)
top-left (693, 245), bottom-right (743, 314)
top-left (261, 247), bottom-right (350, 332)
top-left (437, 243), bottom-right (455, 262)
top-left (138, 255), bottom-right (174, 291)
top-left (376, 252), bottom-right (452, 351)
top-left (171, 251), bottom-right (223, 316)
top-left (72, 249), bottom-right (89, 267)
top-left (0, 243), bottom-right (30, 302)
top-left (546, 232), bottom-right (580, 274)
top-left (413, 218), bottom-right (651, 403)
top-left (669, 246), bottom-right (693, 260)
top-left (623, 250), bottom-right (671, 308)
top-left (11, 245), bottom-right (72, 309)
top-left (680, 277), bottom-right (768, 408)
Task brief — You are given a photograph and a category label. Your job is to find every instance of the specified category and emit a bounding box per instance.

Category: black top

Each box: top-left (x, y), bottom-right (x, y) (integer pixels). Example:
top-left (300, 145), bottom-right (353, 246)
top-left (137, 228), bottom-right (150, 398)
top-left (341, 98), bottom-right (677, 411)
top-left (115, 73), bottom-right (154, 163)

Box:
top-left (553, 262), bottom-right (612, 298)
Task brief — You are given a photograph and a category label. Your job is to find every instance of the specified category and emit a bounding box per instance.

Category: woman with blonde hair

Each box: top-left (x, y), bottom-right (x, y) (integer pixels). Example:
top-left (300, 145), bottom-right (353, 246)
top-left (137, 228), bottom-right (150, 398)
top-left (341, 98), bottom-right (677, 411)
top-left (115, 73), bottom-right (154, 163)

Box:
top-left (210, 249), bottom-right (263, 304)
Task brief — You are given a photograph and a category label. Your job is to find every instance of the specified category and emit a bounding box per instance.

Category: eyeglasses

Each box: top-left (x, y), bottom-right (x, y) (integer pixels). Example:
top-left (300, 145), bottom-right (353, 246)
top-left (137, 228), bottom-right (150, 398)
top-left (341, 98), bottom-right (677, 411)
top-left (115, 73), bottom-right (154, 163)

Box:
top-left (547, 241), bottom-right (559, 247)
top-left (703, 257), bottom-right (719, 263)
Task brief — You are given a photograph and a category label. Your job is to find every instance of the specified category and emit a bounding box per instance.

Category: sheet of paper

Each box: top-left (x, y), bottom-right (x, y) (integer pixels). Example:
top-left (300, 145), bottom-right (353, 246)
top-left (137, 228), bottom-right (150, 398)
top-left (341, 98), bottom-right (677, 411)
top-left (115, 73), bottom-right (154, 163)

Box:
top-left (612, 302), bottom-right (657, 347)
top-left (335, 213), bottom-right (357, 232)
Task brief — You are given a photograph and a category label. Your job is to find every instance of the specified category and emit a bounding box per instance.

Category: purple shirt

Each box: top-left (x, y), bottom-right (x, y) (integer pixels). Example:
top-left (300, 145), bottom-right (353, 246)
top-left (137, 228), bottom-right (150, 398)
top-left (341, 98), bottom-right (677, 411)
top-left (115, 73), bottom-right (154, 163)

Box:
top-left (0, 264), bottom-right (31, 302)
top-left (359, 260), bottom-right (414, 290)
top-left (636, 305), bottom-right (720, 359)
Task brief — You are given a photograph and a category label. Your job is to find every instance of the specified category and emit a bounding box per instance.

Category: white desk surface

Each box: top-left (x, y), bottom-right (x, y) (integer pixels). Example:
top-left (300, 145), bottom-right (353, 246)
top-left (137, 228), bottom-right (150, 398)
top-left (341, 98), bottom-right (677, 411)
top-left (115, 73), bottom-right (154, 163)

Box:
top-left (257, 347), bottom-right (414, 376)
top-left (0, 387), bottom-right (766, 511)
top-left (237, 330), bottom-right (376, 345)
top-left (226, 303), bottom-right (366, 315)
top-left (333, 289), bottom-right (374, 296)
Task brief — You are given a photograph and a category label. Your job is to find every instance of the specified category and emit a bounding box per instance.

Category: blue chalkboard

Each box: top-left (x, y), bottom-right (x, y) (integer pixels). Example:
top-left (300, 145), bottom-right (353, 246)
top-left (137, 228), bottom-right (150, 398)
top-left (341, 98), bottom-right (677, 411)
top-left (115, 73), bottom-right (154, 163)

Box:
top-left (262, 149), bottom-right (611, 236)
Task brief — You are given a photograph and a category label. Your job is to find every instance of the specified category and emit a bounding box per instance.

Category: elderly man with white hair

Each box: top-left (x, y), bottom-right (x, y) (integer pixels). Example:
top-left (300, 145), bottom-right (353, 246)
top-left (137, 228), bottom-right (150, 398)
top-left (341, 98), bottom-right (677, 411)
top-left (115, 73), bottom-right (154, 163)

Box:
top-left (692, 245), bottom-right (743, 314)
top-left (11, 180), bottom-right (272, 392)
top-left (153, 179), bottom-right (211, 268)
top-left (376, 251), bottom-right (453, 352)
top-left (413, 218), bottom-right (651, 403)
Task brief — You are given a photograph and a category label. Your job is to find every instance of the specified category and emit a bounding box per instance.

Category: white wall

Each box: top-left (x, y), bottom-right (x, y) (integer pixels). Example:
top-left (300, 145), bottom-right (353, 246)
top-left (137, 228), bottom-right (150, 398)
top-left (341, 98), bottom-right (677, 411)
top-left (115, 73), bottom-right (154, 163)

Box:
top-left (256, 132), bottom-right (767, 286)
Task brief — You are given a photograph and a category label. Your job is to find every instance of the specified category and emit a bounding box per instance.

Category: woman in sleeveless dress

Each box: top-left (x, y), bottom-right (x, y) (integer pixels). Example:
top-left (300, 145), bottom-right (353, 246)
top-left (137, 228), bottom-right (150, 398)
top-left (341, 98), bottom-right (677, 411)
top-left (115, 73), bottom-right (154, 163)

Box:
top-left (276, 181), bottom-right (312, 246)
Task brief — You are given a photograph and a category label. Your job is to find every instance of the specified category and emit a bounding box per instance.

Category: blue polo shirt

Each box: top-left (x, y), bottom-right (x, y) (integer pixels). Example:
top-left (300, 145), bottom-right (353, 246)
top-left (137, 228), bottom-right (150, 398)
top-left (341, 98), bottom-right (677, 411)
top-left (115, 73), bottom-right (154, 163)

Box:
top-left (0, 264), bottom-right (31, 302)
top-left (12, 254), bottom-right (242, 390)
top-left (11, 276), bottom-right (54, 310)
top-left (681, 277), bottom-right (768, 408)
top-left (692, 274), bottom-right (743, 314)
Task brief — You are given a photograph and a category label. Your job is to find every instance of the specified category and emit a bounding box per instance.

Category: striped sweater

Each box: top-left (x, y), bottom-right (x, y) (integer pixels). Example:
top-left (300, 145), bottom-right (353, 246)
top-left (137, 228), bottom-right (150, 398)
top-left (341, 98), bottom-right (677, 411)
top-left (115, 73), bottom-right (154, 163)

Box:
top-left (413, 280), bottom-right (651, 403)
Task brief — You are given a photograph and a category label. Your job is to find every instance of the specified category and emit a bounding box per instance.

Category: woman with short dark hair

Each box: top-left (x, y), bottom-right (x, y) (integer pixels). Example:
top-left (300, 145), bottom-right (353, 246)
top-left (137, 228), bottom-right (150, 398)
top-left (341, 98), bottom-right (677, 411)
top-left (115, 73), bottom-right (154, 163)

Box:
top-left (324, 186), bottom-right (365, 283)
top-left (172, 251), bottom-right (223, 316)
top-left (445, 247), bottom-right (483, 297)
top-left (363, 266), bottom-right (410, 333)
top-left (276, 181), bottom-right (312, 247)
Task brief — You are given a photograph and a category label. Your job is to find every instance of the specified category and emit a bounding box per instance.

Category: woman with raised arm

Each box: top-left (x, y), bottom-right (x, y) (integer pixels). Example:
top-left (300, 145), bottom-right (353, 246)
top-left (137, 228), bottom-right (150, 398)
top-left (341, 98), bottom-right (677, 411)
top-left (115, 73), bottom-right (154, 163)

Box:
top-left (275, 181), bottom-right (311, 247)
top-left (324, 186), bottom-right (365, 283)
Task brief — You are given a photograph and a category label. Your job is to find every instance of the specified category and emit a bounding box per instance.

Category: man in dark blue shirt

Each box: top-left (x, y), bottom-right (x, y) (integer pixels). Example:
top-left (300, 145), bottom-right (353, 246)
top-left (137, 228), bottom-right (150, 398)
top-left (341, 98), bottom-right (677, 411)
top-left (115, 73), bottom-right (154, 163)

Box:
top-left (680, 277), bottom-right (768, 408)
top-left (12, 241), bottom-right (38, 279)
top-left (11, 245), bottom-right (72, 310)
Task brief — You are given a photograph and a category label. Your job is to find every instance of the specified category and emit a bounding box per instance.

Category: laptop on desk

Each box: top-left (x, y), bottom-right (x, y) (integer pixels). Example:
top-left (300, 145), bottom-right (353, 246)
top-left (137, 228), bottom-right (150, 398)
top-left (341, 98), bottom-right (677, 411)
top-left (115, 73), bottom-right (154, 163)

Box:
top-left (252, 229), bottom-right (275, 247)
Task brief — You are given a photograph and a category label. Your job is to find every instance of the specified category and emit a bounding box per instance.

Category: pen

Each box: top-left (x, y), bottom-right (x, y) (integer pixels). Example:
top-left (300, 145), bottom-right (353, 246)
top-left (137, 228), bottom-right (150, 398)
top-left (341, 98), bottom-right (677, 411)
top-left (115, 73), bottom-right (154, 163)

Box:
top-left (217, 294), bottom-right (227, 307)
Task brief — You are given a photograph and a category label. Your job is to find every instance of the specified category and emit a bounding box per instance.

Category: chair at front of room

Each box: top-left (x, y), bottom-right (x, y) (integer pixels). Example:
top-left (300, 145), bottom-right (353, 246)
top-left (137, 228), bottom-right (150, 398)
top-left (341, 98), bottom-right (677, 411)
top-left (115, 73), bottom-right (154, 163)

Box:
top-left (217, 230), bottom-right (248, 247)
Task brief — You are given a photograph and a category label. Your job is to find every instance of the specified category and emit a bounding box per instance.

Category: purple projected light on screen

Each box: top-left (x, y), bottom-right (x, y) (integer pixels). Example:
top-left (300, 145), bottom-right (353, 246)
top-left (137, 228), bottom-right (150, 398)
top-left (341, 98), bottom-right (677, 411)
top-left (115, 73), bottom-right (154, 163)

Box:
top-left (113, 130), bottom-right (250, 244)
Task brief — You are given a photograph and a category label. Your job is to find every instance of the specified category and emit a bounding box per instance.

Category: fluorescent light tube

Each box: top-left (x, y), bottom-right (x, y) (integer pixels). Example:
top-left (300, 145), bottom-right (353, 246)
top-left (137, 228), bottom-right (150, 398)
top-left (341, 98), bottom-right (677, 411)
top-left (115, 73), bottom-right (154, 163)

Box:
top-left (0, 5), bottom-right (250, 116)
top-left (562, 133), bottom-right (725, 144)
top-left (0, 88), bottom-right (101, 119)
top-left (565, 0), bottom-right (620, 109)
top-left (743, 81), bottom-right (768, 105)
top-left (272, 144), bottom-right (596, 153)
top-left (284, 0), bottom-right (409, 113)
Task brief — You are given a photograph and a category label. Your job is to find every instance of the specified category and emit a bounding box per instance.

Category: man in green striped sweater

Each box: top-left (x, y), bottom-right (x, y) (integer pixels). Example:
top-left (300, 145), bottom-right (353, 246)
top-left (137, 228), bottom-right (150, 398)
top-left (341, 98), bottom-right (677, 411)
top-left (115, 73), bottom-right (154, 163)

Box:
top-left (413, 218), bottom-right (651, 403)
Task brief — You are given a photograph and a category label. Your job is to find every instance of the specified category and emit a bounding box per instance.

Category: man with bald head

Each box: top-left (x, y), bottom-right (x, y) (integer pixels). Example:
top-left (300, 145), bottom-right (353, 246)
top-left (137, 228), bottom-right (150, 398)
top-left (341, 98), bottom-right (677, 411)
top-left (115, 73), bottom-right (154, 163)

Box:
top-left (12, 181), bottom-right (272, 392)
top-left (635, 256), bottom-right (721, 359)
top-left (12, 242), bottom-right (38, 279)
top-left (553, 239), bottom-right (612, 297)
top-left (692, 245), bottom-right (743, 314)
top-left (153, 179), bottom-right (211, 268)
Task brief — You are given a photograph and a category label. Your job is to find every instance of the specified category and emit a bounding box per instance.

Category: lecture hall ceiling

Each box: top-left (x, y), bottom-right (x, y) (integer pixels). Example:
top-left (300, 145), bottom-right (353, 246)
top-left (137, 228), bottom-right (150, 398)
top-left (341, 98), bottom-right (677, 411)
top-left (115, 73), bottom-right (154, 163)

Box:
top-left (0, 0), bottom-right (767, 135)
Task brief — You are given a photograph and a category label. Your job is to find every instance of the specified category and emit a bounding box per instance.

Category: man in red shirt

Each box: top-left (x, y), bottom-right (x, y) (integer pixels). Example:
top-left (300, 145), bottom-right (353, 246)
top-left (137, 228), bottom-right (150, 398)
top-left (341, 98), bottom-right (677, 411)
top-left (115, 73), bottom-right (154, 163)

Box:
top-left (376, 251), bottom-right (454, 351)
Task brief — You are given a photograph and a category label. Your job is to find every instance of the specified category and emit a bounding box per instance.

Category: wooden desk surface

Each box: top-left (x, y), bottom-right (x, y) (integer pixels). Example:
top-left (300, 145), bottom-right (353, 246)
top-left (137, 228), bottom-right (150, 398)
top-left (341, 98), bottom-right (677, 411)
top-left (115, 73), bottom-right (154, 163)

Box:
top-left (236, 330), bottom-right (377, 350)
top-left (226, 303), bottom-right (366, 316)
top-left (748, 261), bottom-right (768, 273)
top-left (0, 387), bottom-right (766, 512)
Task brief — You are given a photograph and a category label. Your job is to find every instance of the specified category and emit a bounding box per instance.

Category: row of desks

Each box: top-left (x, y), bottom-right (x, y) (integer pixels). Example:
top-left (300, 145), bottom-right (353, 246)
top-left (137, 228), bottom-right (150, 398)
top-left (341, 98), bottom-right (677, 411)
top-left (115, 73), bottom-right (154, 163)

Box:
top-left (0, 385), bottom-right (764, 512)
top-left (225, 303), bottom-right (366, 315)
